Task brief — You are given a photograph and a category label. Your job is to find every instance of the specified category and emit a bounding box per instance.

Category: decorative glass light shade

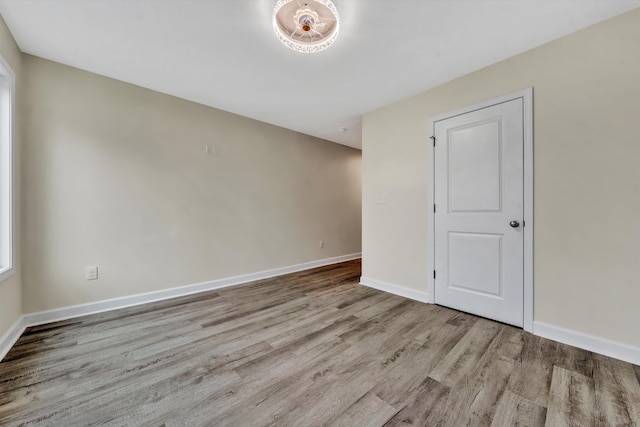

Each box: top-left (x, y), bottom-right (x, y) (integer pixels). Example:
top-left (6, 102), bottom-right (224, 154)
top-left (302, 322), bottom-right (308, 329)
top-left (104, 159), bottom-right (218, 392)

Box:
top-left (273, 0), bottom-right (340, 53)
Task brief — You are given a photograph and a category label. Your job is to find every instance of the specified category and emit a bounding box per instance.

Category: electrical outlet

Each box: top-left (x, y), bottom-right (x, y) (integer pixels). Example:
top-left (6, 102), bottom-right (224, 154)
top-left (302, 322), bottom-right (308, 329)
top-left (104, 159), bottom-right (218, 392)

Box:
top-left (375, 194), bottom-right (389, 204)
top-left (86, 266), bottom-right (98, 280)
top-left (205, 145), bottom-right (216, 155)
top-left (319, 240), bottom-right (324, 249)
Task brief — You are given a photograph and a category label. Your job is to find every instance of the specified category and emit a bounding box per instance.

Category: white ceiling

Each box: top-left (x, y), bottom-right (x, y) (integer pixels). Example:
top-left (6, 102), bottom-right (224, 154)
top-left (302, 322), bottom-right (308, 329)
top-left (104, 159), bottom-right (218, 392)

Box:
top-left (0, 1), bottom-right (638, 149)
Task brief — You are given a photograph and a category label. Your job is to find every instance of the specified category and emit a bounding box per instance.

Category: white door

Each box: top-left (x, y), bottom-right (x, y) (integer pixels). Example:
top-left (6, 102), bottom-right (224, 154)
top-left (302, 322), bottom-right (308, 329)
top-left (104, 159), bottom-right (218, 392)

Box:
top-left (433, 98), bottom-right (524, 327)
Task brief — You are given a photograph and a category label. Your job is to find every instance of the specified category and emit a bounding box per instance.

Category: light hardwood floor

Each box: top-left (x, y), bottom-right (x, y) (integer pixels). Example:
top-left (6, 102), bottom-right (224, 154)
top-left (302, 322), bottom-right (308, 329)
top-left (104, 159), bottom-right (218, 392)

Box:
top-left (1, 260), bottom-right (639, 426)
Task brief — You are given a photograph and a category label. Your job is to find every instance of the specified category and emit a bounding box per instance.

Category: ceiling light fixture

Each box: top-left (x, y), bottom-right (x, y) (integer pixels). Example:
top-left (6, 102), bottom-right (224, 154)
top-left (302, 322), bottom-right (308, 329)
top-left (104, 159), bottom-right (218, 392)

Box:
top-left (273, 0), bottom-right (340, 53)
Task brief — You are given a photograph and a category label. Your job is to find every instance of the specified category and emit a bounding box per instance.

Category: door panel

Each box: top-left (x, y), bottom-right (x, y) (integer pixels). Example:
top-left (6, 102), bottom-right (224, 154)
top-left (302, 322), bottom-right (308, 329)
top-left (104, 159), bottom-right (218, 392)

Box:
top-left (434, 99), bottom-right (524, 327)
top-left (448, 120), bottom-right (502, 212)
top-left (448, 232), bottom-right (502, 297)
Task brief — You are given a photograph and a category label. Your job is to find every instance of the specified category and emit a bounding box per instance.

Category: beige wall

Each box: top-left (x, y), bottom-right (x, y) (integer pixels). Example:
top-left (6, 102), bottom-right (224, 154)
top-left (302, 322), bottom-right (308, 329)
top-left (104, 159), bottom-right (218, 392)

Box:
top-left (0, 15), bottom-right (22, 339)
top-left (22, 55), bottom-right (361, 313)
top-left (363, 9), bottom-right (640, 347)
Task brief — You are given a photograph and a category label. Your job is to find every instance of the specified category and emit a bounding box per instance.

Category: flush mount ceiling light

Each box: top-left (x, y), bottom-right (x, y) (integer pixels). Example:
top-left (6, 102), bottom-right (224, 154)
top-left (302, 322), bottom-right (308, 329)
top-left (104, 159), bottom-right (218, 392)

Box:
top-left (273, 0), bottom-right (339, 53)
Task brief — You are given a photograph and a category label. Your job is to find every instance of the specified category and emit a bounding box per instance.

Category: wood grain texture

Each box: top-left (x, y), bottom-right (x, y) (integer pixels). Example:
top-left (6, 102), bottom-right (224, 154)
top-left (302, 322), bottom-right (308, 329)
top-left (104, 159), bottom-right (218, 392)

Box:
top-left (491, 390), bottom-right (546, 427)
top-left (1, 259), bottom-right (639, 426)
top-left (329, 391), bottom-right (398, 426)
top-left (507, 333), bottom-right (557, 407)
top-left (546, 366), bottom-right (595, 426)
top-left (593, 354), bottom-right (640, 425)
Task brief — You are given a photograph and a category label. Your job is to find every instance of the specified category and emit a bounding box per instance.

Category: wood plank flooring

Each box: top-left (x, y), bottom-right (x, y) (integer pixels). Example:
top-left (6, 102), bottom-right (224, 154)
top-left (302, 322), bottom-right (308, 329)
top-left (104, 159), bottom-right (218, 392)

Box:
top-left (1, 259), bottom-right (639, 426)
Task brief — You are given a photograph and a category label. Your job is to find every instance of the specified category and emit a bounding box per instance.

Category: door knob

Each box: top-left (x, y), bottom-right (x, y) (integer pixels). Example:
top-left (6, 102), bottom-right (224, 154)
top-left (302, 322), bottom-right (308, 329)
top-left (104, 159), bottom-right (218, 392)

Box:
top-left (510, 220), bottom-right (520, 228)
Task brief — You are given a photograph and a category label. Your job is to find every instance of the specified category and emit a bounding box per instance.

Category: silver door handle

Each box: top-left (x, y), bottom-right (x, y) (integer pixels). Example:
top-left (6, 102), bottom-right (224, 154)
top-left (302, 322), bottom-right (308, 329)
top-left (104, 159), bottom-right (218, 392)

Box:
top-left (510, 220), bottom-right (520, 228)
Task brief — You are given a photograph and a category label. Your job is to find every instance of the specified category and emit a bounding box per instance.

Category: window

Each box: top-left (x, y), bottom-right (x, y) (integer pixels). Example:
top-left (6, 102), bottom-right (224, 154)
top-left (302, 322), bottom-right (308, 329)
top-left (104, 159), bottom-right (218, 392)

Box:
top-left (0, 54), bottom-right (15, 282)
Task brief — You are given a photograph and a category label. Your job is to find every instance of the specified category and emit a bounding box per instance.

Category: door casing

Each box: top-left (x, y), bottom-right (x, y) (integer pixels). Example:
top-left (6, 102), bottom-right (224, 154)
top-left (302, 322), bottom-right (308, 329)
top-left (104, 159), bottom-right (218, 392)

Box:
top-left (426, 88), bottom-right (534, 332)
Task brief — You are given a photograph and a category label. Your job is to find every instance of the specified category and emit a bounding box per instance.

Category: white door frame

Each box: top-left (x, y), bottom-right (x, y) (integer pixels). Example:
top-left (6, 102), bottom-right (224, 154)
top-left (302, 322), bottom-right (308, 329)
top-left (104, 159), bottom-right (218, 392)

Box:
top-left (427, 88), bottom-right (534, 332)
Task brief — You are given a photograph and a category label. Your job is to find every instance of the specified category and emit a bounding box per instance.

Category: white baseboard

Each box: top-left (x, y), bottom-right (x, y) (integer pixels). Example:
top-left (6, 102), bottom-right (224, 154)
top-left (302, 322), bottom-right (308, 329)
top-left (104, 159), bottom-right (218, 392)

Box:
top-left (533, 321), bottom-right (640, 365)
top-left (0, 253), bottom-right (361, 362)
top-left (7, 259), bottom-right (638, 367)
top-left (0, 316), bottom-right (26, 362)
top-left (359, 276), bottom-right (430, 304)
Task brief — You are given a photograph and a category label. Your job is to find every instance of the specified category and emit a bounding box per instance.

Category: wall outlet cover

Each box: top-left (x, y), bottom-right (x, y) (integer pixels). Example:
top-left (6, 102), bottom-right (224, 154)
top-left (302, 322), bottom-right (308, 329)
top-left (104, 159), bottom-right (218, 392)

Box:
top-left (86, 266), bottom-right (98, 280)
